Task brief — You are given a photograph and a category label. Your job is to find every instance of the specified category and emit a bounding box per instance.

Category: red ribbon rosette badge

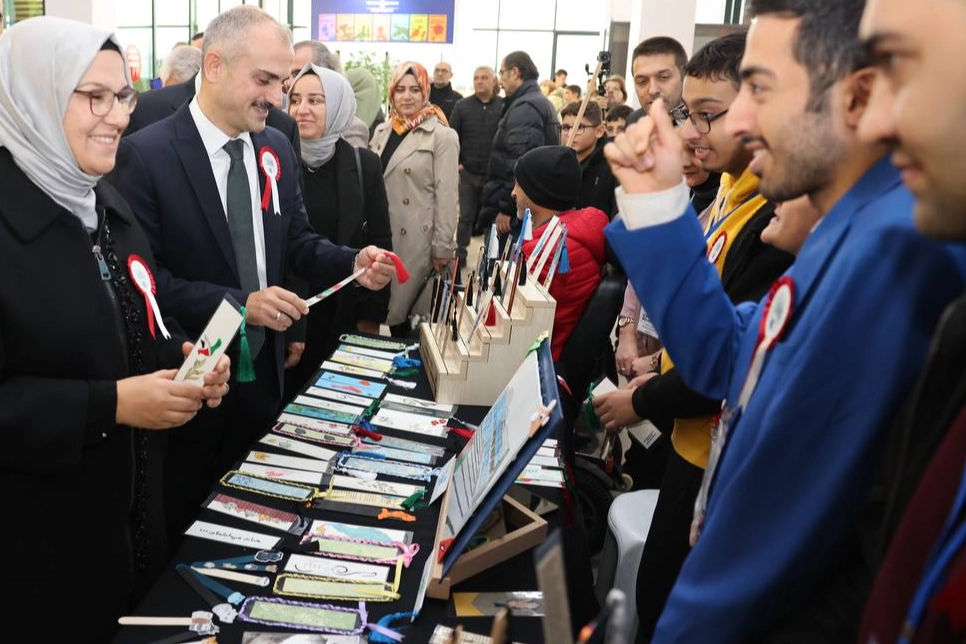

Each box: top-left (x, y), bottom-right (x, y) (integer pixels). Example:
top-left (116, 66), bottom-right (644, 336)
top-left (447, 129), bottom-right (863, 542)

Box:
top-left (259, 146), bottom-right (281, 216)
top-left (707, 231), bottom-right (727, 264)
top-left (127, 255), bottom-right (171, 340)
top-left (735, 275), bottom-right (795, 411)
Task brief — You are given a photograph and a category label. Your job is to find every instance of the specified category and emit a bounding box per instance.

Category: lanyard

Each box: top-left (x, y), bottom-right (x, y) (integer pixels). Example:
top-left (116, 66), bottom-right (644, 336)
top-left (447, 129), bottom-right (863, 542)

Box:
top-left (704, 190), bottom-right (760, 241)
top-left (692, 276), bottom-right (795, 540)
top-left (899, 461), bottom-right (966, 644)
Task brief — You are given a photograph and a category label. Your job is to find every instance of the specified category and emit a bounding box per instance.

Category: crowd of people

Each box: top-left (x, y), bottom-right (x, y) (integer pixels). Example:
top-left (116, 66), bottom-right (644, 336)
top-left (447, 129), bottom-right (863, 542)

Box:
top-left (1, 0), bottom-right (965, 641)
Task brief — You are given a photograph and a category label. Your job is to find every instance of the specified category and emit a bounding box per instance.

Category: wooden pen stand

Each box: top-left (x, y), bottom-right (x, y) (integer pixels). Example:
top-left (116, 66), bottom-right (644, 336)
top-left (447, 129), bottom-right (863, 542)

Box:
top-left (419, 280), bottom-right (556, 406)
top-left (426, 494), bottom-right (549, 600)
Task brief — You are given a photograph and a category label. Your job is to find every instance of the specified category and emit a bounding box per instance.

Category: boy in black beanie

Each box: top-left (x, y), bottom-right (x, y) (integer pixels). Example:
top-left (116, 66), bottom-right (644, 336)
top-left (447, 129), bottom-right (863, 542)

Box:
top-left (512, 146), bottom-right (609, 360)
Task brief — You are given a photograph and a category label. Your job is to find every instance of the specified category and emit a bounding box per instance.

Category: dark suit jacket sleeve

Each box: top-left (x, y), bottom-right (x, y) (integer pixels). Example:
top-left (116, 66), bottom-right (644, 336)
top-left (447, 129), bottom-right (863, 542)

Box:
top-left (109, 139), bottom-right (251, 332)
top-left (356, 148), bottom-right (392, 323)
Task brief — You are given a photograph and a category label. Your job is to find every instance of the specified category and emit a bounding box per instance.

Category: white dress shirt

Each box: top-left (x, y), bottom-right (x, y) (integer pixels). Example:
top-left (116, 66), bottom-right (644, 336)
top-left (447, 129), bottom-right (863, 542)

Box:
top-left (189, 97), bottom-right (269, 290)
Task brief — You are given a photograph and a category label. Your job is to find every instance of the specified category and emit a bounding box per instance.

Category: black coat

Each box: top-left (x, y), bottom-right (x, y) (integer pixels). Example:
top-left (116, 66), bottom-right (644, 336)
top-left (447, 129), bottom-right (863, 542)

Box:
top-left (480, 80), bottom-right (561, 226)
top-left (632, 201), bottom-right (793, 424)
top-left (285, 139), bottom-right (392, 396)
top-left (449, 93), bottom-right (504, 175)
top-left (126, 74), bottom-right (301, 158)
top-left (577, 137), bottom-right (619, 219)
top-left (0, 148), bottom-right (184, 640)
top-left (429, 82), bottom-right (463, 120)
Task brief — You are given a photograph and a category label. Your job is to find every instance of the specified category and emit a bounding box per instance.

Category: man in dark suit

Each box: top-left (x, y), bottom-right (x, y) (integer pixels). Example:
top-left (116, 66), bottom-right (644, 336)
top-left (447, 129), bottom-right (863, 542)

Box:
top-left (126, 72), bottom-right (301, 159)
top-left (108, 4), bottom-right (395, 544)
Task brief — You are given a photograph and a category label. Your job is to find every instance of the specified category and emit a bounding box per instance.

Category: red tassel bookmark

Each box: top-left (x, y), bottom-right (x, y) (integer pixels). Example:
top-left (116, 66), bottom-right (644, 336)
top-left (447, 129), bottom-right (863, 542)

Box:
top-left (385, 251), bottom-right (410, 284)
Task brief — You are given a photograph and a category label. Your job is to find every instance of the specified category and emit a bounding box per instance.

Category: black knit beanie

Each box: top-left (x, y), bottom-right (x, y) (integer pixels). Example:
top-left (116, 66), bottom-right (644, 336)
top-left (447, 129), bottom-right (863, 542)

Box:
top-left (514, 146), bottom-right (582, 212)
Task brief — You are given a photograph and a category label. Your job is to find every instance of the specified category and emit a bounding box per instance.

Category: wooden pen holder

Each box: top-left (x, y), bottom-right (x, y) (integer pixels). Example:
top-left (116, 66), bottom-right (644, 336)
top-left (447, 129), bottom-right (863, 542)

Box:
top-left (419, 280), bottom-right (556, 406)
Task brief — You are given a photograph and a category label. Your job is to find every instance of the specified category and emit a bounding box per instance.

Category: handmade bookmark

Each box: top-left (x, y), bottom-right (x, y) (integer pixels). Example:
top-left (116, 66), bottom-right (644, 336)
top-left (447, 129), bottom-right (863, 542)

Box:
top-left (276, 412), bottom-right (354, 435)
top-left (236, 597), bottom-right (366, 635)
top-left (305, 385), bottom-right (375, 408)
top-left (338, 344), bottom-right (401, 361)
top-left (368, 408), bottom-right (450, 438)
top-left (326, 473), bottom-right (426, 499)
top-left (338, 334), bottom-right (410, 352)
top-left (296, 534), bottom-right (419, 567)
top-left (292, 395), bottom-right (367, 416)
top-left (353, 443), bottom-right (438, 465)
top-left (321, 361), bottom-right (387, 380)
top-left (529, 215), bottom-right (560, 265)
top-left (184, 520), bottom-right (282, 551)
top-left (284, 553), bottom-right (391, 582)
top-left (315, 372), bottom-right (387, 398)
top-left (275, 558), bottom-right (404, 602)
top-left (330, 350), bottom-right (395, 373)
top-left (306, 268), bottom-right (366, 308)
top-left (238, 462), bottom-right (324, 486)
top-left (305, 520), bottom-right (413, 546)
top-left (193, 550), bottom-right (282, 574)
top-left (259, 434), bottom-right (339, 462)
top-left (336, 452), bottom-right (440, 482)
top-left (202, 492), bottom-right (302, 532)
top-left (220, 471), bottom-right (317, 502)
top-left (247, 449), bottom-right (333, 473)
top-left (271, 423), bottom-right (359, 450)
top-left (532, 219), bottom-right (565, 280)
top-left (283, 402), bottom-right (360, 426)
top-left (273, 572), bottom-right (401, 602)
top-left (314, 483), bottom-right (407, 510)
top-left (360, 433), bottom-right (447, 458)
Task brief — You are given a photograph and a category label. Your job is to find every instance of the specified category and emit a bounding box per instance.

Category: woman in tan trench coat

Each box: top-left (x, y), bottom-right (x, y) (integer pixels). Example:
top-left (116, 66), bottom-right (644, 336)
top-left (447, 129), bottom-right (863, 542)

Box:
top-left (370, 61), bottom-right (459, 335)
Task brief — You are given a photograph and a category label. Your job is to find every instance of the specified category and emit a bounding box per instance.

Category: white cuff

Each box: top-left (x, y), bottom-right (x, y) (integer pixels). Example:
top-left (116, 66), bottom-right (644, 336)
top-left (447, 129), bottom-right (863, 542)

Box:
top-left (615, 181), bottom-right (690, 230)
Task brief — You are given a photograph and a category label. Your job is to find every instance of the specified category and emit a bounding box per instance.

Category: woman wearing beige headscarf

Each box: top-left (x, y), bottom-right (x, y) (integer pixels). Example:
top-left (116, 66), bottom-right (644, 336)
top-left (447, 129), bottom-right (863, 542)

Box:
top-left (370, 61), bottom-right (459, 335)
top-left (0, 17), bottom-right (229, 640)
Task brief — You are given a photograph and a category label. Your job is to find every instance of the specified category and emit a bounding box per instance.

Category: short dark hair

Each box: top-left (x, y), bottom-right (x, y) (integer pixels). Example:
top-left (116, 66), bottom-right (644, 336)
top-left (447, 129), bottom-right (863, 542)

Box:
top-left (503, 51), bottom-right (539, 82)
top-left (748, 0), bottom-right (869, 111)
top-left (560, 100), bottom-right (603, 126)
top-left (605, 104), bottom-right (633, 123)
top-left (191, 31), bottom-right (204, 41)
top-left (632, 36), bottom-right (688, 72)
top-left (683, 32), bottom-right (747, 90)
top-left (555, 69), bottom-right (568, 77)
top-left (565, 84), bottom-right (582, 98)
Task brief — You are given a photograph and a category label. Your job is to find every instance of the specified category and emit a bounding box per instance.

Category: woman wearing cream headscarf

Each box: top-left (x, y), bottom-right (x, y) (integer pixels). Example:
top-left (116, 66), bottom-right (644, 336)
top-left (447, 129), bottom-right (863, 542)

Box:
top-left (0, 17), bottom-right (229, 639)
top-left (284, 63), bottom-right (392, 397)
top-left (370, 61), bottom-right (459, 335)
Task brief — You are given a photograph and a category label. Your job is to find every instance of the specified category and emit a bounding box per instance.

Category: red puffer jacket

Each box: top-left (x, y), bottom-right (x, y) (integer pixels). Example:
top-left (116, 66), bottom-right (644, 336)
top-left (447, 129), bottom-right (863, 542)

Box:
top-left (522, 207), bottom-right (608, 359)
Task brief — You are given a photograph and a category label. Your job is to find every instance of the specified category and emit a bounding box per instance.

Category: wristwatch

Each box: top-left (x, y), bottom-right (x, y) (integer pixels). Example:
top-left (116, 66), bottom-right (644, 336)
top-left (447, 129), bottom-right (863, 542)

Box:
top-left (617, 316), bottom-right (635, 328)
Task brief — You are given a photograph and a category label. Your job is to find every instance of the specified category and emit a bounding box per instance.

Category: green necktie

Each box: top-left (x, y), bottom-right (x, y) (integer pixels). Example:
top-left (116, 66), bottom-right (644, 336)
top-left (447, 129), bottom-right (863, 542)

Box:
top-left (223, 139), bottom-right (263, 356)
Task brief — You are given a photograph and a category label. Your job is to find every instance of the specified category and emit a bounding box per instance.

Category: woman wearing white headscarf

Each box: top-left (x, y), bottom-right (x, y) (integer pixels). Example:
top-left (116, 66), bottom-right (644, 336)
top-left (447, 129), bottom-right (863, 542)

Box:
top-left (284, 63), bottom-right (392, 398)
top-left (0, 17), bottom-right (229, 639)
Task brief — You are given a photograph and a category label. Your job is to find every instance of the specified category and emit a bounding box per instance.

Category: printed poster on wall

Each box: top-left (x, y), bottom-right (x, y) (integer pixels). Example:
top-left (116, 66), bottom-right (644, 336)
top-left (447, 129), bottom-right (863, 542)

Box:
top-left (311, 0), bottom-right (455, 43)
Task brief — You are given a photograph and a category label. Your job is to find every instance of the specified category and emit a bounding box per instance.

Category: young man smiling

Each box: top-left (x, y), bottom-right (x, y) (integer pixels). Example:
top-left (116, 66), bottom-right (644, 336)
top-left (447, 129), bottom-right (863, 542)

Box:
top-left (593, 33), bottom-right (793, 642)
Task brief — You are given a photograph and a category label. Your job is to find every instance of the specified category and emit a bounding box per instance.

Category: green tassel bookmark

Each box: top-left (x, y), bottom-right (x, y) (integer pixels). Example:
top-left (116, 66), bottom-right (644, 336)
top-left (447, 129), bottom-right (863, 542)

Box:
top-left (237, 306), bottom-right (256, 383)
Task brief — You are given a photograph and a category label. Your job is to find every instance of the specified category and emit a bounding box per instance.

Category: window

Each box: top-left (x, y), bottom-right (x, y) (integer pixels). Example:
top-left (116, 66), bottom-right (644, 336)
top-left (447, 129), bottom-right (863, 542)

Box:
top-left (113, 0), bottom-right (304, 83)
top-left (471, 0), bottom-right (606, 80)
